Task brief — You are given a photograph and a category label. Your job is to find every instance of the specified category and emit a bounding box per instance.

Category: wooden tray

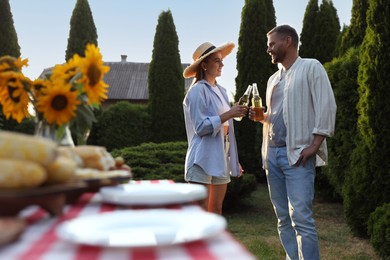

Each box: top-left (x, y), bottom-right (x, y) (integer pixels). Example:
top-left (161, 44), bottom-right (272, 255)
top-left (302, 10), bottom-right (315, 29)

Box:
top-left (66, 175), bottom-right (132, 203)
top-left (0, 170), bottom-right (132, 216)
top-left (0, 182), bottom-right (87, 217)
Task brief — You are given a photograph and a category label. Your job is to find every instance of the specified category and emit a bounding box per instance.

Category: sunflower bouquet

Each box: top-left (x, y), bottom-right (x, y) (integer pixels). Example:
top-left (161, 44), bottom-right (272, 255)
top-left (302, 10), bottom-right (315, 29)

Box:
top-left (0, 44), bottom-right (110, 145)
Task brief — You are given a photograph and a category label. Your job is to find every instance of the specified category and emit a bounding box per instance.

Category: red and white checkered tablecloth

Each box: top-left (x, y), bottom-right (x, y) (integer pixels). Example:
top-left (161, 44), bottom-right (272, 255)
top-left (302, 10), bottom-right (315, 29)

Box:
top-left (0, 180), bottom-right (256, 260)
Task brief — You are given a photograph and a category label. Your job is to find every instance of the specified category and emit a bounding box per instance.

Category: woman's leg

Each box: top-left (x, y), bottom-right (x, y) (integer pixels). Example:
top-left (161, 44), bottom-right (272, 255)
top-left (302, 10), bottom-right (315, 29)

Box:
top-left (189, 181), bottom-right (210, 210)
top-left (208, 183), bottom-right (228, 214)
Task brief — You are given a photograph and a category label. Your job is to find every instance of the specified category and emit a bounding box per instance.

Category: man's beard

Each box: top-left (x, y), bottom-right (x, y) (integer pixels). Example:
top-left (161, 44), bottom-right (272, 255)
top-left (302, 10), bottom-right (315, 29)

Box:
top-left (271, 50), bottom-right (285, 64)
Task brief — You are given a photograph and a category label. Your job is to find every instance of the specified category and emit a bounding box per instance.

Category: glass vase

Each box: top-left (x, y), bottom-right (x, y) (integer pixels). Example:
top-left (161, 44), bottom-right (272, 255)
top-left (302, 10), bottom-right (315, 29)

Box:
top-left (35, 120), bottom-right (75, 147)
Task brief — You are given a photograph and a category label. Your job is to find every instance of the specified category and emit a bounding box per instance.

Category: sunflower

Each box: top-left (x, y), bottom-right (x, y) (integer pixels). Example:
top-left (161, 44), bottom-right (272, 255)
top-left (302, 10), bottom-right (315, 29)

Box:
top-left (0, 56), bottom-right (28, 72)
top-left (31, 78), bottom-right (50, 99)
top-left (37, 82), bottom-right (81, 126)
top-left (51, 54), bottom-right (82, 83)
top-left (0, 71), bottom-right (30, 123)
top-left (78, 44), bottom-right (110, 105)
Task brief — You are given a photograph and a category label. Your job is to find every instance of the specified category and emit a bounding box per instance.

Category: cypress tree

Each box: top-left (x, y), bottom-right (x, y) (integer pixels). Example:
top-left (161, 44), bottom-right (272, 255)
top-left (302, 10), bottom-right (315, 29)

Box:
top-left (65, 0), bottom-right (98, 61)
top-left (300, 0), bottom-right (341, 63)
top-left (338, 0), bottom-right (369, 55)
top-left (0, 0), bottom-right (20, 131)
top-left (315, 0), bottom-right (340, 63)
top-left (299, 0), bottom-right (318, 58)
top-left (235, 0), bottom-right (276, 178)
top-left (0, 0), bottom-right (21, 57)
top-left (148, 10), bottom-right (185, 143)
top-left (344, 0), bottom-right (390, 237)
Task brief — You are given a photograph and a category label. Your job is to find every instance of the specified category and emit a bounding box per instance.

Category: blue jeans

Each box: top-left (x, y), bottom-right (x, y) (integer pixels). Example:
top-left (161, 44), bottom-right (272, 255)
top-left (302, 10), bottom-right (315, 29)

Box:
top-left (266, 146), bottom-right (319, 260)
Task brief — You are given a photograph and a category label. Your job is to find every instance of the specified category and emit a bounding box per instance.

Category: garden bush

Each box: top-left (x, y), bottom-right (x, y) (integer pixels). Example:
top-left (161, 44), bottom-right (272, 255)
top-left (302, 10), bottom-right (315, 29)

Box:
top-left (322, 47), bottom-right (360, 202)
top-left (1, 117), bottom-right (35, 135)
top-left (88, 102), bottom-right (151, 151)
top-left (111, 141), bottom-right (257, 204)
top-left (368, 203), bottom-right (390, 258)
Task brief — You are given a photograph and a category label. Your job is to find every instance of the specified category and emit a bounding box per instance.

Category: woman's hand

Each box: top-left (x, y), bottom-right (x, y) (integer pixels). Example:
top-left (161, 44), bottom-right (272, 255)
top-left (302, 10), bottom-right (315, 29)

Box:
top-left (238, 163), bottom-right (244, 178)
top-left (221, 103), bottom-right (248, 123)
top-left (231, 103), bottom-right (248, 118)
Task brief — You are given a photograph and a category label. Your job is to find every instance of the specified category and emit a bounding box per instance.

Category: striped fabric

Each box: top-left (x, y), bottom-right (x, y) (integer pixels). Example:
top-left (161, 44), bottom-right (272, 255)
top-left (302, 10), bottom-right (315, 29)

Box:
top-left (0, 180), bottom-right (256, 260)
top-left (262, 57), bottom-right (337, 168)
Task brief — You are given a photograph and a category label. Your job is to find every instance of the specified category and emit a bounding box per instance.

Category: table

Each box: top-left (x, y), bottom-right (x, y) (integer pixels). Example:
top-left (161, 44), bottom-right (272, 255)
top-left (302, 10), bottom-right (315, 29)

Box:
top-left (0, 180), bottom-right (256, 260)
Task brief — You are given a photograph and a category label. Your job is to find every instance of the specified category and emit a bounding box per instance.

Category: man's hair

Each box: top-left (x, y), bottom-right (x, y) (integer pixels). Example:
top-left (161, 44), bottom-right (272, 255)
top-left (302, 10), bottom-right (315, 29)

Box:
top-left (267, 25), bottom-right (299, 48)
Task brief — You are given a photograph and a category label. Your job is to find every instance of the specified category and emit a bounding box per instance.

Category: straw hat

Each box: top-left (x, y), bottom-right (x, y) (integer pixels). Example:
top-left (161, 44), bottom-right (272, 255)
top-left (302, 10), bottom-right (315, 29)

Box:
top-left (183, 41), bottom-right (235, 78)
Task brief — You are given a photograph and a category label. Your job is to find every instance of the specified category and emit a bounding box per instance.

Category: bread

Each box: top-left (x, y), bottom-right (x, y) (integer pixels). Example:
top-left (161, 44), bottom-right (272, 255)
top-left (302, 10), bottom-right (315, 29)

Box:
top-left (56, 146), bottom-right (83, 167)
top-left (0, 159), bottom-right (47, 188)
top-left (72, 145), bottom-right (115, 171)
top-left (45, 156), bottom-right (77, 184)
top-left (74, 168), bottom-right (131, 180)
top-left (0, 131), bottom-right (57, 166)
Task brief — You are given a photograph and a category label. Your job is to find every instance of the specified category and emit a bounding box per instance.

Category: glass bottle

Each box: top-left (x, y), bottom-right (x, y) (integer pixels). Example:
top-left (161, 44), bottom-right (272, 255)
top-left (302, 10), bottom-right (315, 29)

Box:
top-left (251, 83), bottom-right (263, 121)
top-left (234, 84), bottom-right (252, 121)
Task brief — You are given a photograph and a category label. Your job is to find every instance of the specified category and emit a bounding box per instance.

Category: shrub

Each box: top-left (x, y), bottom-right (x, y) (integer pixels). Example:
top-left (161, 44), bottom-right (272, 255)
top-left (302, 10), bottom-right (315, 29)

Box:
top-left (322, 47), bottom-right (360, 202)
top-left (88, 102), bottom-right (151, 151)
top-left (368, 203), bottom-right (390, 258)
top-left (344, 0), bottom-right (390, 237)
top-left (111, 141), bottom-right (257, 203)
top-left (1, 117), bottom-right (35, 135)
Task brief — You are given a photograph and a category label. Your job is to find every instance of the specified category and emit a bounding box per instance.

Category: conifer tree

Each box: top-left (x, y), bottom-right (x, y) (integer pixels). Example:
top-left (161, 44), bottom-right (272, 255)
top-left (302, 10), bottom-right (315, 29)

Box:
top-left (300, 0), bottom-right (340, 63)
top-left (315, 0), bottom-right (340, 63)
top-left (0, 0), bottom-right (21, 130)
top-left (148, 10), bottom-right (185, 143)
top-left (299, 0), bottom-right (318, 58)
top-left (235, 0), bottom-right (276, 177)
top-left (65, 0), bottom-right (97, 61)
top-left (344, 0), bottom-right (390, 237)
top-left (338, 0), bottom-right (369, 55)
top-left (0, 0), bottom-right (20, 57)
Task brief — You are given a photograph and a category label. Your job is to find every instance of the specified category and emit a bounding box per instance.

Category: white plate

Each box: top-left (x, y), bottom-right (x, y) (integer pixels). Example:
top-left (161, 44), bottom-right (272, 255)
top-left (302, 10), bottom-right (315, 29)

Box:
top-left (99, 183), bottom-right (207, 206)
top-left (56, 209), bottom-right (226, 247)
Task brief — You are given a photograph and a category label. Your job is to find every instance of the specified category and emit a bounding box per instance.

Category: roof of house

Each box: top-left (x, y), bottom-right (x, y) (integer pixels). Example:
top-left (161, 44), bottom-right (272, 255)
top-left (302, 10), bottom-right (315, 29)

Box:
top-left (40, 56), bottom-right (193, 101)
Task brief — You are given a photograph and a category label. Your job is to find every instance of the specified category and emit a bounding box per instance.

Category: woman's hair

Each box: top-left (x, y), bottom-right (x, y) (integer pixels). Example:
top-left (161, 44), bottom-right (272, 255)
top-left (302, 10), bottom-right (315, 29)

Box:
top-left (193, 56), bottom-right (211, 84)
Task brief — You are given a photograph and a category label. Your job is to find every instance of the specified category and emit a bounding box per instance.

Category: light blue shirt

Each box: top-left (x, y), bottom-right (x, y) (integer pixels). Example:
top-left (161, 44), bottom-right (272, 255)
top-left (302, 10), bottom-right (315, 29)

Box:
top-left (183, 80), bottom-right (240, 177)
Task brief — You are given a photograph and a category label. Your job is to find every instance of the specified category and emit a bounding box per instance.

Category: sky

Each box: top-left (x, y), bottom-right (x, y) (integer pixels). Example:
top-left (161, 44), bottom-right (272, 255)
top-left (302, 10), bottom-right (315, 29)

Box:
top-left (9, 0), bottom-right (352, 101)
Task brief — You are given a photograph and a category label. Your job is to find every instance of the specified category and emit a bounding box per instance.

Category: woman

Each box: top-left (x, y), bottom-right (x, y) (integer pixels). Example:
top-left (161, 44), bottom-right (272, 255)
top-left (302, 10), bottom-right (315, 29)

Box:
top-left (182, 42), bottom-right (247, 215)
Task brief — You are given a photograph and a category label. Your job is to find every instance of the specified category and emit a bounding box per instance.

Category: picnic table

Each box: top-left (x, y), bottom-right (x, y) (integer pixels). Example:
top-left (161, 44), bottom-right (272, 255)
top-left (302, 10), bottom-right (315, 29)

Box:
top-left (0, 180), bottom-right (256, 260)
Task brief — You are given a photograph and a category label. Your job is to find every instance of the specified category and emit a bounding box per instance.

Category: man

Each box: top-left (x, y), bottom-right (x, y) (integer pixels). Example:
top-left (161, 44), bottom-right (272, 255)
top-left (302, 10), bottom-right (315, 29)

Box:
top-left (251, 25), bottom-right (337, 259)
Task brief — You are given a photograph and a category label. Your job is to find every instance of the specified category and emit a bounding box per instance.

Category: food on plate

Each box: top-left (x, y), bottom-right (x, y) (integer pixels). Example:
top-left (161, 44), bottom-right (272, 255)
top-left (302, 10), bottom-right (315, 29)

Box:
top-left (114, 156), bottom-right (125, 167)
top-left (0, 131), bottom-right (130, 188)
top-left (56, 146), bottom-right (83, 167)
top-left (74, 168), bottom-right (131, 180)
top-left (0, 159), bottom-right (47, 188)
top-left (45, 156), bottom-right (78, 184)
top-left (72, 146), bottom-right (115, 171)
top-left (0, 131), bottom-right (57, 166)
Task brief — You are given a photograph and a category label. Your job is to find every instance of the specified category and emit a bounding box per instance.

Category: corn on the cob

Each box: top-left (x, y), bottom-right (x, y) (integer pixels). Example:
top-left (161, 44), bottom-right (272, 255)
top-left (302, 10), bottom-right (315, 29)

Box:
top-left (0, 159), bottom-right (47, 188)
top-left (0, 131), bottom-right (57, 166)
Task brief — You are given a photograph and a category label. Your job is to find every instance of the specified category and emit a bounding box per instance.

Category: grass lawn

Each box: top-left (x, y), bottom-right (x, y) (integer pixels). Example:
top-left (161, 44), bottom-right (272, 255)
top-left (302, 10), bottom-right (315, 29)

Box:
top-left (224, 183), bottom-right (379, 260)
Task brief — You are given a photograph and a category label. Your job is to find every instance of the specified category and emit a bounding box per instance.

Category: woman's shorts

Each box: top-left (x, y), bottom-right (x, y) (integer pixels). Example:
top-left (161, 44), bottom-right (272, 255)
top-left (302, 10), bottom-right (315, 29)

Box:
top-left (185, 164), bottom-right (231, 185)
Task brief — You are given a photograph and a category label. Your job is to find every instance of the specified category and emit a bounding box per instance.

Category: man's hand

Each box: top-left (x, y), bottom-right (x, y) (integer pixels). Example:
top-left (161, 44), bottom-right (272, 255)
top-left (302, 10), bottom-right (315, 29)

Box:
top-left (295, 134), bottom-right (326, 166)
